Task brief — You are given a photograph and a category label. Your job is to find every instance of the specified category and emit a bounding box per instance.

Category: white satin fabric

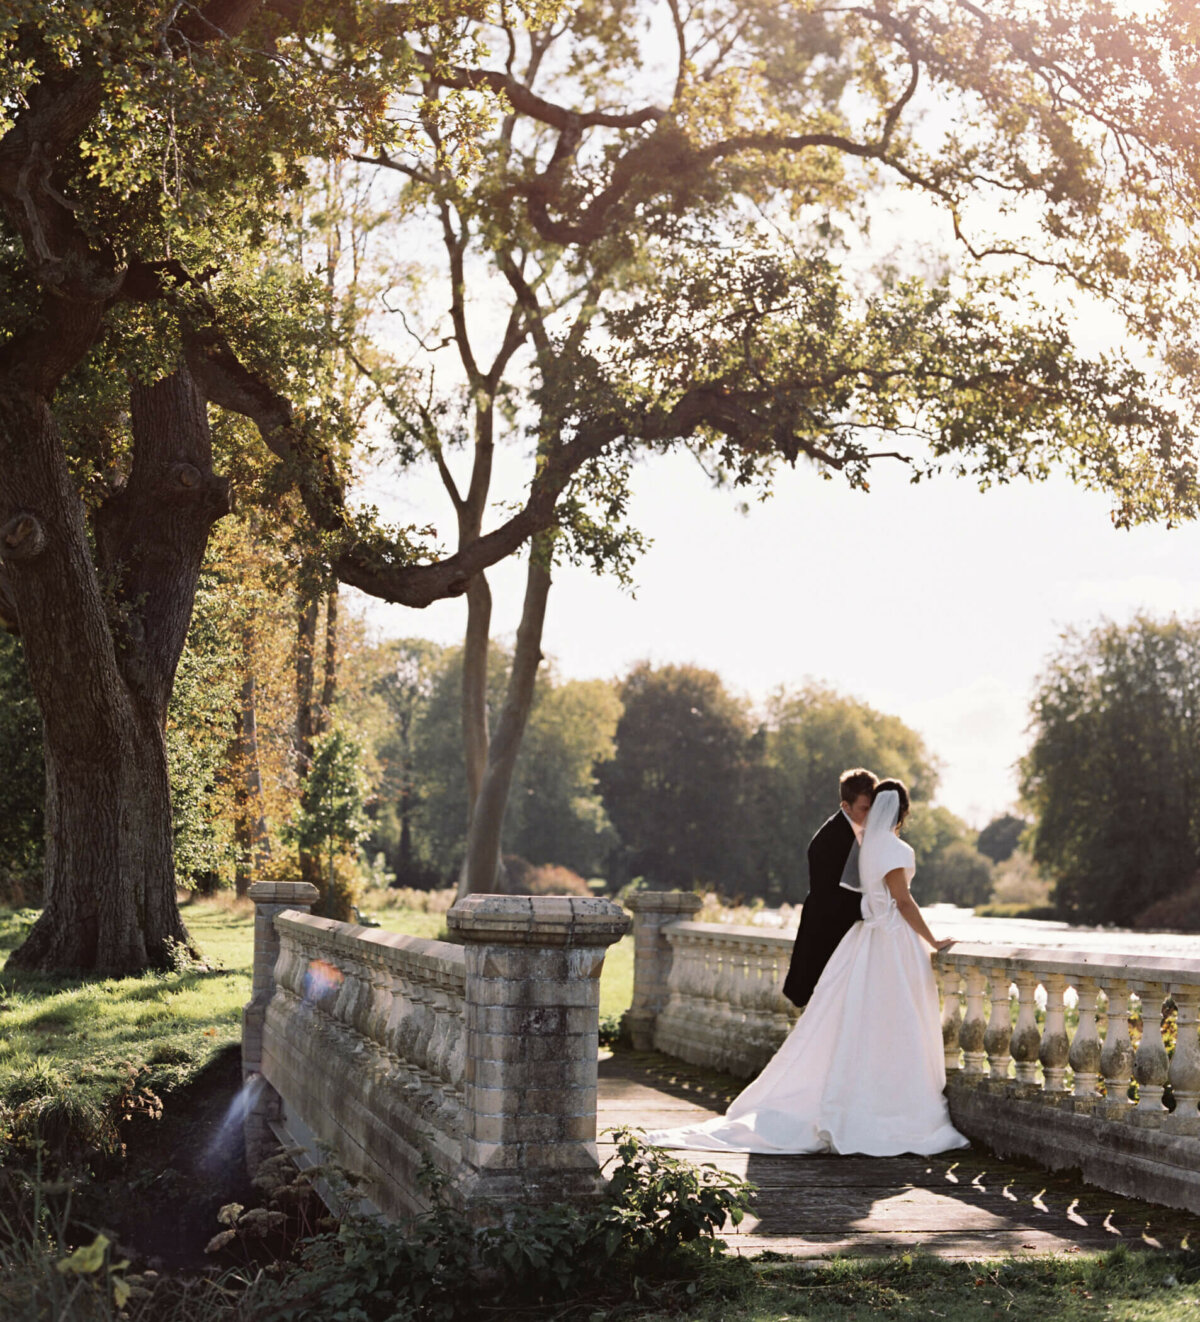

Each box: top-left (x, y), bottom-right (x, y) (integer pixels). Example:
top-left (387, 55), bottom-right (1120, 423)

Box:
top-left (643, 790), bottom-right (968, 1156)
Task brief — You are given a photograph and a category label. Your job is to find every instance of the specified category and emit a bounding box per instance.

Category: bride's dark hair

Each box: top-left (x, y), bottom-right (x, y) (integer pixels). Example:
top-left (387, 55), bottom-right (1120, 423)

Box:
top-left (873, 777), bottom-right (910, 826)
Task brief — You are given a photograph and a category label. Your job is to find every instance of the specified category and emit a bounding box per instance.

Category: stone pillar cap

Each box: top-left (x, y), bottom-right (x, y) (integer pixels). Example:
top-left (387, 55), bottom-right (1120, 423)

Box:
top-left (247, 881), bottom-right (321, 905)
top-left (625, 889), bottom-right (703, 915)
top-left (447, 893), bottom-right (630, 947)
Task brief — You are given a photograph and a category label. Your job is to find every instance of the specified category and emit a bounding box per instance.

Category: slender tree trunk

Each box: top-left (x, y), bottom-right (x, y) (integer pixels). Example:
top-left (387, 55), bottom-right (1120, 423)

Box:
top-left (4, 366), bottom-right (230, 973)
top-left (295, 591), bottom-right (322, 890)
top-left (295, 593), bottom-right (319, 778)
top-left (458, 538), bottom-right (552, 896)
top-left (320, 586), bottom-right (338, 727)
top-left (461, 574), bottom-right (492, 814)
top-left (234, 652), bottom-right (271, 897)
top-left (296, 588), bottom-right (341, 903)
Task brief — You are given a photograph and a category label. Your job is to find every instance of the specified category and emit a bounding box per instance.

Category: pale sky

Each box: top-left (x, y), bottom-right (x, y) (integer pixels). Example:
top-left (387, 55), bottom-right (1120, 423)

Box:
top-left (351, 444), bottom-right (1200, 829)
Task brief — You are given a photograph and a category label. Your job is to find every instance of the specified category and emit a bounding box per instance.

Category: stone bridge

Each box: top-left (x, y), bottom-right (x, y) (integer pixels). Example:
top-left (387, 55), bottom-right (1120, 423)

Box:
top-left (240, 884), bottom-right (1200, 1256)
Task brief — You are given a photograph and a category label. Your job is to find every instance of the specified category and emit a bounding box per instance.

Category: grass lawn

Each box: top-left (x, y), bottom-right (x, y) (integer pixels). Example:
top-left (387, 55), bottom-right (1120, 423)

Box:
top-left (0, 892), bottom-right (635, 1117)
top-left (0, 898), bottom-right (255, 1114)
top-left (637, 1251), bottom-right (1200, 1321)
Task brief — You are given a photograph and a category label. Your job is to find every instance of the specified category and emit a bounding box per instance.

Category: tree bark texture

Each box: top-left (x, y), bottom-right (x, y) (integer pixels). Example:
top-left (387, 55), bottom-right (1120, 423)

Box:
top-left (4, 366), bottom-right (230, 973)
top-left (458, 540), bottom-right (552, 896)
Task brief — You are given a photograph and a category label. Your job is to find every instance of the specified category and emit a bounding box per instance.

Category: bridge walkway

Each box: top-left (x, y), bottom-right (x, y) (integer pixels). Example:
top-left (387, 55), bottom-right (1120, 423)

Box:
top-left (596, 1048), bottom-right (1200, 1261)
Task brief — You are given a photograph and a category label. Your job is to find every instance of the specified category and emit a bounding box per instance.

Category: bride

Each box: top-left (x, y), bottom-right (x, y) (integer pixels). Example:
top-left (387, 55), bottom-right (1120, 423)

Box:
top-left (644, 780), bottom-right (969, 1157)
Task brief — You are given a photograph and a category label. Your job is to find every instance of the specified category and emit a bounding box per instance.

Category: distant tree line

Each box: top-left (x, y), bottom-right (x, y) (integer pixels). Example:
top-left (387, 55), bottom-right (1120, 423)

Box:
top-left (344, 648), bottom-right (999, 907)
top-left (0, 605), bottom-right (1000, 910)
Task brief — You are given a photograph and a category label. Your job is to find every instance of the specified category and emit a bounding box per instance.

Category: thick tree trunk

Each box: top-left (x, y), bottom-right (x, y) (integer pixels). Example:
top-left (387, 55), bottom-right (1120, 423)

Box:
top-left (458, 540), bottom-right (552, 896)
top-left (4, 366), bottom-right (229, 974)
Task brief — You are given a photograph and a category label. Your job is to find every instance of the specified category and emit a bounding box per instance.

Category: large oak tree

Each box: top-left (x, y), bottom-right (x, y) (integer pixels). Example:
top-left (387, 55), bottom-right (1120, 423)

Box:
top-left (0, 1), bottom-right (588, 973)
top-left (1, 0), bottom-right (1199, 970)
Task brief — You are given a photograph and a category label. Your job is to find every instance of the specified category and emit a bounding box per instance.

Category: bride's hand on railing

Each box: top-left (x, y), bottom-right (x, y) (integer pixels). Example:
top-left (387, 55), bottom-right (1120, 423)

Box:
top-left (933, 938), bottom-right (956, 952)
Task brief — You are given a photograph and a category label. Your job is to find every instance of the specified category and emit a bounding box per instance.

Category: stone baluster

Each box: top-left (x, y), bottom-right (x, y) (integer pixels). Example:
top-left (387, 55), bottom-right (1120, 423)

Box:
top-left (771, 947), bottom-right (796, 1037)
top-left (937, 964), bottom-right (963, 1074)
top-left (449, 894), bottom-right (630, 1216)
top-left (1132, 981), bottom-right (1169, 1117)
top-left (333, 941), bottom-right (369, 1058)
top-left (681, 935), bottom-right (711, 1065)
top-left (1167, 985), bottom-right (1200, 1134)
top-left (711, 939), bottom-right (738, 1071)
top-left (364, 955), bottom-right (395, 1083)
top-left (753, 944), bottom-right (786, 1061)
top-left (959, 963), bottom-right (988, 1075)
top-left (425, 974), bottom-right (456, 1123)
top-left (1068, 977), bottom-right (1102, 1106)
top-left (241, 881), bottom-right (320, 1171)
top-left (409, 972), bottom-right (438, 1084)
top-left (1039, 973), bottom-right (1070, 1095)
top-left (400, 972), bottom-right (429, 1092)
top-left (444, 989), bottom-right (467, 1103)
top-left (984, 966), bottom-right (1014, 1083)
top-left (701, 936), bottom-right (724, 1068)
top-left (377, 962), bottom-right (405, 1081)
top-left (1099, 977), bottom-right (1135, 1116)
top-left (1010, 971), bottom-right (1042, 1089)
top-left (624, 892), bottom-right (702, 1050)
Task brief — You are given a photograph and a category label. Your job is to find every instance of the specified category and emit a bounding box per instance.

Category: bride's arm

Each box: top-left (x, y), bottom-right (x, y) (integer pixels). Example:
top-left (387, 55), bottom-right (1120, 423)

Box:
top-left (884, 869), bottom-right (953, 950)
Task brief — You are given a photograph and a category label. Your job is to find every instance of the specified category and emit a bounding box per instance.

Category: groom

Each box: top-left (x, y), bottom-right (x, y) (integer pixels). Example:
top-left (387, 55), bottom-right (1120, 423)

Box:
top-left (782, 768), bottom-right (877, 1008)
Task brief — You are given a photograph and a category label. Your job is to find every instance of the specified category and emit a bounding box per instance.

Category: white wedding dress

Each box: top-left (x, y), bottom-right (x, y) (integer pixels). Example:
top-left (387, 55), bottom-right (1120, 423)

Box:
top-left (644, 790), bottom-right (968, 1157)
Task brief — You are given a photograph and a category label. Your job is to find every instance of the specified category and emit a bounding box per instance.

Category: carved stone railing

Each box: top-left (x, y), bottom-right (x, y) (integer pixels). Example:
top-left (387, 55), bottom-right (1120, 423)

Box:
top-left (626, 894), bottom-right (1200, 1214)
top-left (625, 894), bottom-right (799, 1077)
top-left (243, 886), bottom-right (629, 1222)
top-left (934, 944), bottom-right (1200, 1213)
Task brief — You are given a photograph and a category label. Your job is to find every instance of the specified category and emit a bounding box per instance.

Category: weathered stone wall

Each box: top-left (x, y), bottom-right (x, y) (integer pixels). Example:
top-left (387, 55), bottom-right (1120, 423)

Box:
top-left (243, 889), bottom-right (628, 1221)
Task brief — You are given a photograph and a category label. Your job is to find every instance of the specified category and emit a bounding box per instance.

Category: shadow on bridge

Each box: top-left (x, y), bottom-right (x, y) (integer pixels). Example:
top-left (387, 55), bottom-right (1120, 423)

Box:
top-left (597, 1048), bottom-right (1200, 1260)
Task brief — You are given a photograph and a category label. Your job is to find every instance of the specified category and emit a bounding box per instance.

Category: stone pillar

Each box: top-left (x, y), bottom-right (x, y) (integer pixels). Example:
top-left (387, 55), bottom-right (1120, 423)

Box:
top-left (242, 881), bottom-right (320, 1169)
top-left (448, 894), bottom-right (630, 1219)
top-left (623, 890), bottom-right (702, 1050)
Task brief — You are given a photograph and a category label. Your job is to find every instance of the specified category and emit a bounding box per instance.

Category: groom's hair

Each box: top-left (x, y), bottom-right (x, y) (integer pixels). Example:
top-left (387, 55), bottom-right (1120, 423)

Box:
top-left (873, 777), bottom-right (911, 825)
top-left (839, 768), bottom-right (877, 803)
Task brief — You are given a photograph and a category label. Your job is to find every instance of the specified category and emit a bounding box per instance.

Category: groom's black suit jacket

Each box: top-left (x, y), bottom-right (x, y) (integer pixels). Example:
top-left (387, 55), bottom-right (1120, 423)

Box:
top-left (781, 811), bottom-right (863, 1008)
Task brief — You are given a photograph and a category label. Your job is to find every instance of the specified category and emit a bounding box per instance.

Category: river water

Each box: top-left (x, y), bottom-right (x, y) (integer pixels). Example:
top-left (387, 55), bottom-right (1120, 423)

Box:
top-left (745, 904), bottom-right (1200, 960)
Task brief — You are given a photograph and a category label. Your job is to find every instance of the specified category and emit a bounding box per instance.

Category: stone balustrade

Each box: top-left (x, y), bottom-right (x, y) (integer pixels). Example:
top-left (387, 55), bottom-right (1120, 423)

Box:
top-left (242, 886), bottom-right (628, 1222)
top-left (625, 895), bottom-right (799, 1077)
top-left (626, 893), bottom-right (1200, 1215)
top-left (934, 943), bottom-right (1200, 1213)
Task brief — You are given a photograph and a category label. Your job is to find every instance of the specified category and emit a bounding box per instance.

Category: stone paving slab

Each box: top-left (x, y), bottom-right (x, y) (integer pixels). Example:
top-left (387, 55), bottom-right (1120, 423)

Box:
top-left (597, 1048), bottom-right (1200, 1261)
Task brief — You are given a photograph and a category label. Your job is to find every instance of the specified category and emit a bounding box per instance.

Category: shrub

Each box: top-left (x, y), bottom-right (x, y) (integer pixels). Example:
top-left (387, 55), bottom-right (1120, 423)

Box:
top-left (244, 1129), bottom-right (753, 1321)
top-left (1135, 879), bottom-right (1200, 932)
top-left (499, 856), bottom-right (592, 896)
